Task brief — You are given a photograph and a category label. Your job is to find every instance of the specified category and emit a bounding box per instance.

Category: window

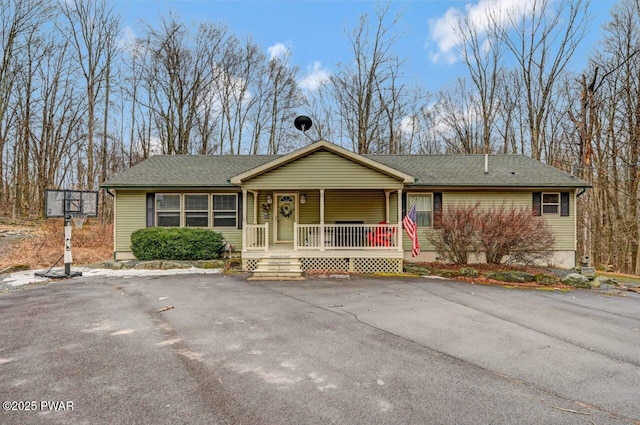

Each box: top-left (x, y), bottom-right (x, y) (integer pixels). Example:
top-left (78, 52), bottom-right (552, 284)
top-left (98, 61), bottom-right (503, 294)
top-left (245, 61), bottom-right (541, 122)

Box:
top-left (185, 194), bottom-right (209, 227)
top-left (542, 193), bottom-right (559, 215)
top-left (156, 194), bottom-right (181, 227)
top-left (409, 194), bottom-right (433, 227)
top-left (213, 194), bottom-right (237, 227)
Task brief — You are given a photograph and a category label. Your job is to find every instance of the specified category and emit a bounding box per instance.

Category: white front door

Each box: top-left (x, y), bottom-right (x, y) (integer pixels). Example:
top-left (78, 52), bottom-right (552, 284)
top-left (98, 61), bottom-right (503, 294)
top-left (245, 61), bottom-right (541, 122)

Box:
top-left (274, 193), bottom-right (297, 243)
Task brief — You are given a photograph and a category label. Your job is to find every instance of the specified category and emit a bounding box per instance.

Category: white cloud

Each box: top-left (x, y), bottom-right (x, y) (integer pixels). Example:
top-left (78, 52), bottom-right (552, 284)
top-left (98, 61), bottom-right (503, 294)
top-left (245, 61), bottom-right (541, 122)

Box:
top-left (118, 25), bottom-right (139, 53)
top-left (298, 61), bottom-right (331, 92)
top-left (427, 0), bottom-right (535, 64)
top-left (267, 42), bottom-right (290, 61)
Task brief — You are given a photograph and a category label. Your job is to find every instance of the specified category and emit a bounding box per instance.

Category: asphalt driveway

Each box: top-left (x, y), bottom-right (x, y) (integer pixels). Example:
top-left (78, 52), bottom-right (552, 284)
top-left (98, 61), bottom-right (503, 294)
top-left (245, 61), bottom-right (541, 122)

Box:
top-left (1, 273), bottom-right (639, 425)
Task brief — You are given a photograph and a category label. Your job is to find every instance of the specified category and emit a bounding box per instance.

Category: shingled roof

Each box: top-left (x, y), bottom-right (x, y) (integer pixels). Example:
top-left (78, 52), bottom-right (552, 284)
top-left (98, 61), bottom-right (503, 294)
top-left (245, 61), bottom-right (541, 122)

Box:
top-left (102, 148), bottom-right (590, 189)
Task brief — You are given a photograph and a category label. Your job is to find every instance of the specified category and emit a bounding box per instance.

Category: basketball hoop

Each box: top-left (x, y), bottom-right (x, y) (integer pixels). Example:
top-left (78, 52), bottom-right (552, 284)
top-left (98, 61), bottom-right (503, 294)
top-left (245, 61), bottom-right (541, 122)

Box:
top-left (71, 213), bottom-right (87, 230)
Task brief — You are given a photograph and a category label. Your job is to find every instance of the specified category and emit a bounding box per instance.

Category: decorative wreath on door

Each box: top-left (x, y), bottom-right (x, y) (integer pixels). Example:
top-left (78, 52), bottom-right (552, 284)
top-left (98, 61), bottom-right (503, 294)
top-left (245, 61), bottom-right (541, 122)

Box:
top-left (279, 203), bottom-right (294, 218)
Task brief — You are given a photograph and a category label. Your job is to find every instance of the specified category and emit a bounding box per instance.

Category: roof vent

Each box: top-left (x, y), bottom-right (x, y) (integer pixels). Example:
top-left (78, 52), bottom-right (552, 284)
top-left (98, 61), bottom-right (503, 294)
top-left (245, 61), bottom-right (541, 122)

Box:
top-left (484, 154), bottom-right (489, 174)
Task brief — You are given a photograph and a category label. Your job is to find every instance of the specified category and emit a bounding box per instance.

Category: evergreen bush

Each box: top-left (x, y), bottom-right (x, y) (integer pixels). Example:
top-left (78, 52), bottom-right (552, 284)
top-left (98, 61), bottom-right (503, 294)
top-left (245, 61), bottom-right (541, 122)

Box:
top-left (131, 228), bottom-right (223, 261)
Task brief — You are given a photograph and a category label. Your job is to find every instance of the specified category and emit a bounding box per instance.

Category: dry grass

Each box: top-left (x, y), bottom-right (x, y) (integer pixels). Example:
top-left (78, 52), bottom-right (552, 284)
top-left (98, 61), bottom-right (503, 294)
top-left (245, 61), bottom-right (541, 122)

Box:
top-left (0, 219), bottom-right (113, 270)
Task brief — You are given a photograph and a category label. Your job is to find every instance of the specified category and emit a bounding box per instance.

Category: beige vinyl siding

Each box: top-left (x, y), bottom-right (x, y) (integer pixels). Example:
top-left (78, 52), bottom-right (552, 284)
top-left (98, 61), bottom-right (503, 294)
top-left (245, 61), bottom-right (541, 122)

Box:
top-left (324, 190), bottom-right (386, 223)
top-left (243, 151), bottom-right (403, 190)
top-left (115, 190), bottom-right (146, 253)
top-left (114, 189), bottom-right (243, 256)
top-left (442, 191), bottom-right (575, 251)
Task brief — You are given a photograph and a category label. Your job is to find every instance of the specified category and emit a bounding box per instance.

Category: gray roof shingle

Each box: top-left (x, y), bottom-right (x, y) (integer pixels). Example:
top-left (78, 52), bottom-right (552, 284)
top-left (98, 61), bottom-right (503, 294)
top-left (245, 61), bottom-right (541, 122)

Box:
top-left (101, 153), bottom-right (590, 189)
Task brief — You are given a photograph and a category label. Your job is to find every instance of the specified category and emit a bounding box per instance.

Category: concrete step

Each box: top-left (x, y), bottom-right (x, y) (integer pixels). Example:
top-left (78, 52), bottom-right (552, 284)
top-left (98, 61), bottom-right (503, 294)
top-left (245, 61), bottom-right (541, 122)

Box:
top-left (250, 257), bottom-right (305, 280)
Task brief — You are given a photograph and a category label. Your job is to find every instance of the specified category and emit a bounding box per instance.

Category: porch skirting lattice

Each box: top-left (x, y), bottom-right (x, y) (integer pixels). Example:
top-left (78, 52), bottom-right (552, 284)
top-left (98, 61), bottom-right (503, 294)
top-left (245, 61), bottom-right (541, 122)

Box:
top-left (243, 257), bottom-right (402, 274)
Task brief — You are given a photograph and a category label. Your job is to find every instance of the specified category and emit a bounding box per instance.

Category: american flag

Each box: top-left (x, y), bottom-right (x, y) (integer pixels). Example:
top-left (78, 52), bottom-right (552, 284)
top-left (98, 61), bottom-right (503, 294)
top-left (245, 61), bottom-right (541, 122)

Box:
top-left (403, 200), bottom-right (420, 257)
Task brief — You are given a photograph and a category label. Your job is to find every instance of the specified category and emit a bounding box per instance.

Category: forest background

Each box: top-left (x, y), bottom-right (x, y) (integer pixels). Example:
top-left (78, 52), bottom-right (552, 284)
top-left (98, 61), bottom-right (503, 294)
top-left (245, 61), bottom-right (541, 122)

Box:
top-left (0, 0), bottom-right (639, 274)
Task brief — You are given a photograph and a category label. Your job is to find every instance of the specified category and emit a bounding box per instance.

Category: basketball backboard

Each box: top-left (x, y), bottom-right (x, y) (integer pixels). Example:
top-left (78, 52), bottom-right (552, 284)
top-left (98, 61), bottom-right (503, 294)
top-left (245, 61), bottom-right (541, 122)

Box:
top-left (44, 189), bottom-right (99, 218)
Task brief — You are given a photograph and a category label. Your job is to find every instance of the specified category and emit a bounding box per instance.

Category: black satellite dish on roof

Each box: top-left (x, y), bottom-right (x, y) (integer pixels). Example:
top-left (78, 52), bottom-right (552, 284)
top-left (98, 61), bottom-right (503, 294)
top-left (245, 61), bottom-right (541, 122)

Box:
top-left (294, 115), bottom-right (313, 132)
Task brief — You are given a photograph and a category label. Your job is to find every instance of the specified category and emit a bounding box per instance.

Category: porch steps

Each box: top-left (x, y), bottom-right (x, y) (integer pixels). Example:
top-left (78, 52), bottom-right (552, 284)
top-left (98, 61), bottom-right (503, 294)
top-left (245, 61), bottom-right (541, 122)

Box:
top-left (248, 255), bottom-right (305, 281)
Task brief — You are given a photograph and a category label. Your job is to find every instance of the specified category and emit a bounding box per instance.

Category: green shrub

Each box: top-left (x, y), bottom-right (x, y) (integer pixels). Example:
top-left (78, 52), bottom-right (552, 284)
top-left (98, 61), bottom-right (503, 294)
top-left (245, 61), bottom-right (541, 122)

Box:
top-left (131, 228), bottom-right (224, 261)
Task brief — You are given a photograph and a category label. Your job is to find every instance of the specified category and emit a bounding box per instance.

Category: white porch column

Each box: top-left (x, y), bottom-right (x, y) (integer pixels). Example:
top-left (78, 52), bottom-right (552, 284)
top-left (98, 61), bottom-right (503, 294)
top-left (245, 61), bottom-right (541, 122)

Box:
top-left (320, 189), bottom-right (325, 251)
top-left (397, 189), bottom-right (403, 251)
top-left (384, 190), bottom-right (392, 222)
top-left (252, 191), bottom-right (258, 224)
top-left (242, 189), bottom-right (248, 251)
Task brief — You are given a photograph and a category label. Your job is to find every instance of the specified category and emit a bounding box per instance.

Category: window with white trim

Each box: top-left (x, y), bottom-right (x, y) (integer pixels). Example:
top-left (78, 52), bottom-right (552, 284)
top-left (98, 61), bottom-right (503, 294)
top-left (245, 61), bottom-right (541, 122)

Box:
top-left (408, 194), bottom-right (433, 227)
top-left (156, 194), bottom-right (181, 227)
top-left (184, 194), bottom-right (209, 227)
top-left (213, 194), bottom-right (237, 227)
top-left (542, 193), bottom-right (559, 215)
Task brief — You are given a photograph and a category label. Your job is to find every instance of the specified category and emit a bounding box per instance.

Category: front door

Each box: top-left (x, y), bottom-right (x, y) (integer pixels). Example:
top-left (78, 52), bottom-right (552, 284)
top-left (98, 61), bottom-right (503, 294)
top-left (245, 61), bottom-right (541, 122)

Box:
top-left (274, 193), bottom-right (297, 243)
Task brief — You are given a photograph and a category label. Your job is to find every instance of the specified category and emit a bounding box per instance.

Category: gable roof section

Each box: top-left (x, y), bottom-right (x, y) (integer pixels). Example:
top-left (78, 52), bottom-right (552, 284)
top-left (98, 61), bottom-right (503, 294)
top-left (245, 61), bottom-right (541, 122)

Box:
top-left (101, 155), bottom-right (277, 188)
top-left (229, 140), bottom-right (415, 185)
top-left (369, 154), bottom-right (590, 189)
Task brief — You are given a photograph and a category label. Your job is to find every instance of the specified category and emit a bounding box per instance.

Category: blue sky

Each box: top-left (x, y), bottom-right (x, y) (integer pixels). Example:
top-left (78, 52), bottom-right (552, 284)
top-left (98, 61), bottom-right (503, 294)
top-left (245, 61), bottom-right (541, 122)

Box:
top-left (112, 0), bottom-right (615, 93)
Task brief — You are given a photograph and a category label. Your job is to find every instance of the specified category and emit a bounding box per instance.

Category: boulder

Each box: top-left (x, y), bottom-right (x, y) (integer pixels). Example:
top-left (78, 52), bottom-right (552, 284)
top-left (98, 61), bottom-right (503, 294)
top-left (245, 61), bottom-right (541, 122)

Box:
top-left (485, 271), bottom-right (535, 283)
top-left (404, 264), bottom-right (431, 276)
top-left (594, 275), bottom-right (617, 286)
top-left (562, 273), bottom-right (590, 288)
top-left (459, 267), bottom-right (479, 278)
top-left (535, 273), bottom-right (558, 286)
top-left (160, 261), bottom-right (192, 270)
top-left (193, 259), bottom-right (225, 269)
top-left (133, 261), bottom-right (163, 270)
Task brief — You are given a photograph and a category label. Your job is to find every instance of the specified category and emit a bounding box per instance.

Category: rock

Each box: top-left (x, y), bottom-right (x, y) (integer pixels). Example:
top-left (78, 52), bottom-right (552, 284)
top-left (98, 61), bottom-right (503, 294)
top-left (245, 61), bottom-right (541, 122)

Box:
top-left (432, 269), bottom-right (459, 278)
top-left (94, 260), bottom-right (124, 270)
top-left (160, 261), bottom-right (192, 270)
top-left (404, 265), bottom-right (431, 275)
top-left (459, 267), bottom-right (479, 278)
top-left (133, 261), bottom-right (163, 270)
top-left (594, 275), bottom-right (617, 286)
top-left (193, 259), bottom-right (225, 269)
top-left (535, 273), bottom-right (558, 286)
top-left (485, 271), bottom-right (535, 283)
top-left (562, 273), bottom-right (590, 288)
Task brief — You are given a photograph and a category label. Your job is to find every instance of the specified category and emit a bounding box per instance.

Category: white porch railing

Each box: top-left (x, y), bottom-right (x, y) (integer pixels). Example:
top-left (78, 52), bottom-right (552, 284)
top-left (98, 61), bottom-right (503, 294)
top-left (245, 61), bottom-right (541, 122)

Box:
top-left (245, 223), bottom-right (269, 251)
top-left (295, 223), bottom-right (400, 250)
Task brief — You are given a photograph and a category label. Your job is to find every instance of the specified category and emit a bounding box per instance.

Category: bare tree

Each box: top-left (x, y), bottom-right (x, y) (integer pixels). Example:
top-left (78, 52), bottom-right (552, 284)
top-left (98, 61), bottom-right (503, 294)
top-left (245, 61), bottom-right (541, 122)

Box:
top-left (136, 16), bottom-right (227, 155)
top-left (59, 0), bottom-right (121, 190)
top-left (331, 3), bottom-right (405, 154)
top-left (491, 0), bottom-right (590, 160)
top-left (456, 10), bottom-right (504, 154)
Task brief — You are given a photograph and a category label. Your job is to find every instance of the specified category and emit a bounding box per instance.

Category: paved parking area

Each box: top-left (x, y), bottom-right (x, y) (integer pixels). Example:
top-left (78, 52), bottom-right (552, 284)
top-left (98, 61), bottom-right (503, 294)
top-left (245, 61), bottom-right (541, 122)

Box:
top-left (1, 273), bottom-right (639, 425)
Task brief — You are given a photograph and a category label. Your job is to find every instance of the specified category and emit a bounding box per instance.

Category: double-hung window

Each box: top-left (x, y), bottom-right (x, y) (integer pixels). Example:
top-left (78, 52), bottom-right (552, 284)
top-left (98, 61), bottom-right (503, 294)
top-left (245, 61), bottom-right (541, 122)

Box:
top-left (542, 193), bottom-right (560, 215)
top-left (156, 194), bottom-right (181, 227)
top-left (213, 194), bottom-right (237, 227)
top-left (185, 194), bottom-right (209, 227)
top-left (408, 194), bottom-right (433, 227)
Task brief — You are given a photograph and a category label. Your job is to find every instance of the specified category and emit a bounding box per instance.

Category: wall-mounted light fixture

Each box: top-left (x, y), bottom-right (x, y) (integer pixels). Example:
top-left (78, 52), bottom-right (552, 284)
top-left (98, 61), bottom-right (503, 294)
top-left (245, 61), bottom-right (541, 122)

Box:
top-left (266, 194), bottom-right (272, 204)
top-left (300, 193), bottom-right (306, 204)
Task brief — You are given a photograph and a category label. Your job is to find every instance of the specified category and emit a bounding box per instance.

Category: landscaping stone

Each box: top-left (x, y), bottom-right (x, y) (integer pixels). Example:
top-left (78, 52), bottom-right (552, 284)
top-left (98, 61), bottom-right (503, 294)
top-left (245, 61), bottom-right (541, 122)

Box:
top-left (594, 275), bottom-right (618, 286)
top-left (534, 273), bottom-right (558, 286)
top-left (459, 267), bottom-right (479, 278)
top-left (432, 269), bottom-right (460, 278)
top-left (133, 261), bottom-right (163, 270)
top-left (562, 273), bottom-right (590, 288)
top-left (193, 259), bottom-right (226, 269)
top-left (484, 271), bottom-right (535, 283)
top-left (404, 265), bottom-right (431, 275)
top-left (160, 261), bottom-right (192, 270)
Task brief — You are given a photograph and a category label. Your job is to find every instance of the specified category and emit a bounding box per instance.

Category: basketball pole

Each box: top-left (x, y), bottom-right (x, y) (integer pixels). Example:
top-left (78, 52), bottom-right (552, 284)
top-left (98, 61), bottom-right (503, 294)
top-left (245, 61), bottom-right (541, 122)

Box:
top-left (64, 214), bottom-right (73, 276)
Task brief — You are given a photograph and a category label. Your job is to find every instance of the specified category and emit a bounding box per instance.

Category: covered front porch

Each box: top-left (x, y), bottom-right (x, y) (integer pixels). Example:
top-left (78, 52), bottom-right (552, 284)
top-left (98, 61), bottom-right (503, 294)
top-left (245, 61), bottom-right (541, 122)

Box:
top-left (229, 141), bottom-right (415, 274)
top-left (240, 189), bottom-right (405, 273)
